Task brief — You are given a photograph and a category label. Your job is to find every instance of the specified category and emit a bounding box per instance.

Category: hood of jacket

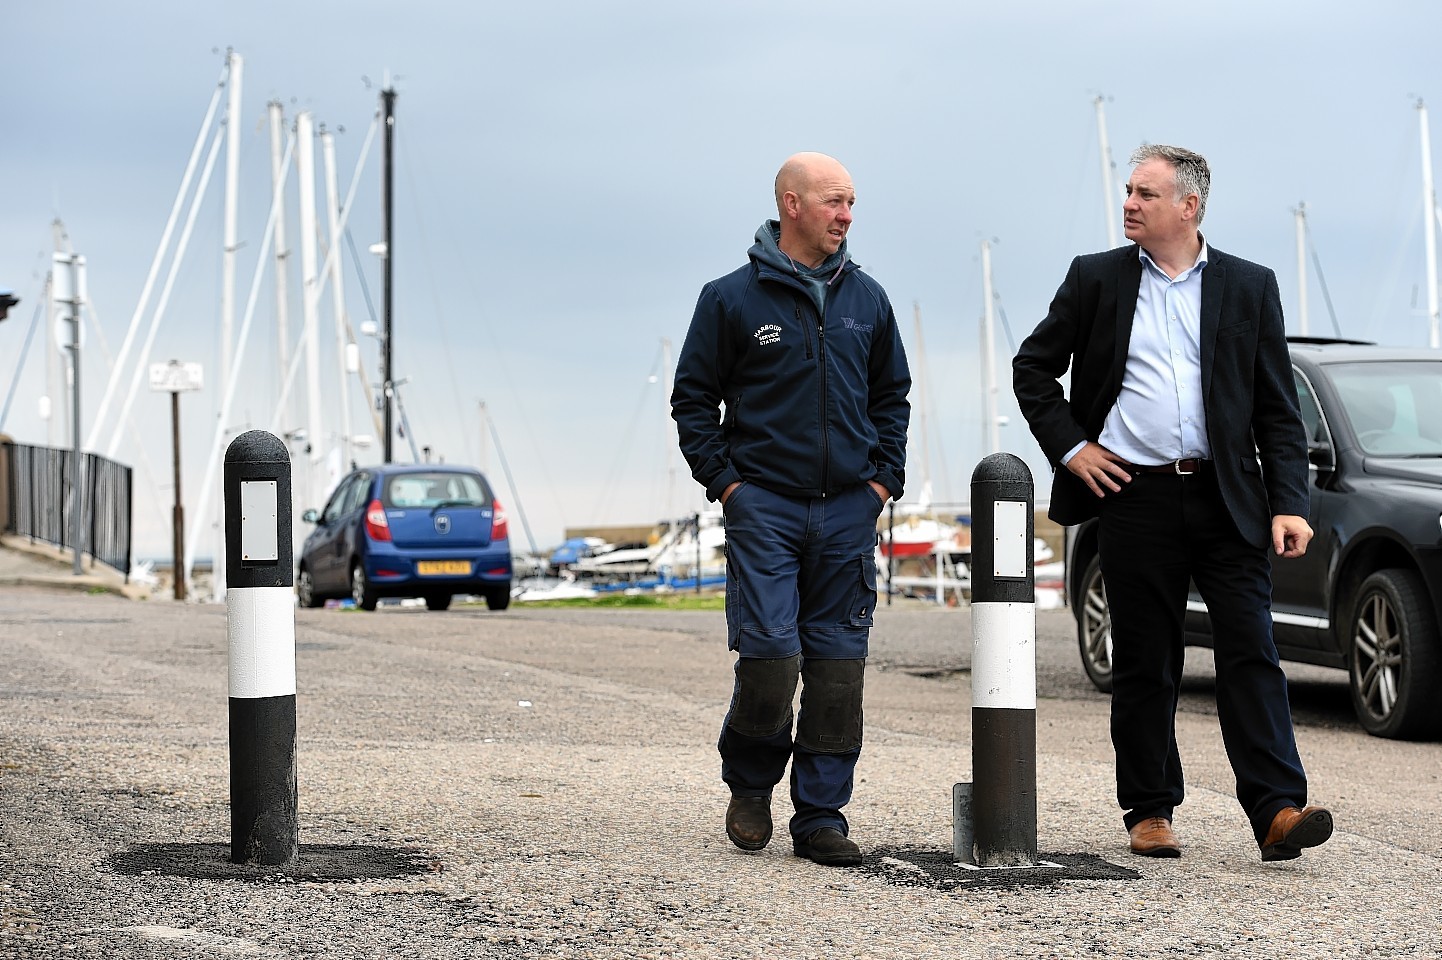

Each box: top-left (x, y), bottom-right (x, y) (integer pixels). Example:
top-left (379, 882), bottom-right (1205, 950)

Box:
top-left (748, 220), bottom-right (850, 318)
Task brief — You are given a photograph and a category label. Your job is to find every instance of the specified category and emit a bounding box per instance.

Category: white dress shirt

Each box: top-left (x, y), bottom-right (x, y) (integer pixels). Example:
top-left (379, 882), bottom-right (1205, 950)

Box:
top-left (1063, 241), bottom-right (1212, 467)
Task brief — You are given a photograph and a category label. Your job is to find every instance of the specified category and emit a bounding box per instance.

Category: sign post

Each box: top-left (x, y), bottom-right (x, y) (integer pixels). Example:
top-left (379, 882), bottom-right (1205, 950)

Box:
top-left (150, 361), bottom-right (204, 600)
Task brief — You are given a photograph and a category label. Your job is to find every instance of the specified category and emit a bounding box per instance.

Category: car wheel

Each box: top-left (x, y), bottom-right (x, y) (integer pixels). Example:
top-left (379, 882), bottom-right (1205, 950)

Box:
top-left (1347, 568), bottom-right (1442, 739)
top-left (1077, 555), bottom-right (1114, 693)
top-left (425, 593), bottom-right (452, 612)
top-left (296, 567), bottom-right (323, 608)
top-left (350, 562), bottom-right (379, 612)
top-left (484, 585), bottom-right (511, 611)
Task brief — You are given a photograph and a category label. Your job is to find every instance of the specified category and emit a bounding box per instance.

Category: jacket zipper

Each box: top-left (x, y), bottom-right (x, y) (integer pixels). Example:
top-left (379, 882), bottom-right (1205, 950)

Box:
top-left (796, 303), bottom-right (813, 360)
top-left (816, 303), bottom-right (829, 495)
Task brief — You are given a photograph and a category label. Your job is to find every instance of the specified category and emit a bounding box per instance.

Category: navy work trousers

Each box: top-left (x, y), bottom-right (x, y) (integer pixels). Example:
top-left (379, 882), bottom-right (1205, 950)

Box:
top-left (719, 481), bottom-right (882, 840)
top-left (1098, 469), bottom-right (1308, 844)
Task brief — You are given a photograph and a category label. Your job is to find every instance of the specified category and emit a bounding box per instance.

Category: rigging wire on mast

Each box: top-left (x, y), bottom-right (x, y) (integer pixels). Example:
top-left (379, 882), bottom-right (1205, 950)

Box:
top-left (484, 410), bottom-right (540, 556)
top-left (590, 341), bottom-right (666, 522)
top-left (0, 277), bottom-right (49, 434)
top-left (1302, 217), bottom-right (1345, 339)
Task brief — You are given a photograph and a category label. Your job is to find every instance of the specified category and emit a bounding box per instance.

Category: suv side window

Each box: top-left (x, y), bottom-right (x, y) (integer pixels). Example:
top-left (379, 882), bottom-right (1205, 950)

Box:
top-left (1294, 369), bottom-right (1327, 446)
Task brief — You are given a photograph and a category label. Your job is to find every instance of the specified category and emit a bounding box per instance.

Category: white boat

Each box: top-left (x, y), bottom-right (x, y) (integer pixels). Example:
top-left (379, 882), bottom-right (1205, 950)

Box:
top-left (513, 575), bottom-right (598, 602)
top-left (878, 513), bottom-right (964, 559)
top-left (571, 510), bottom-right (726, 581)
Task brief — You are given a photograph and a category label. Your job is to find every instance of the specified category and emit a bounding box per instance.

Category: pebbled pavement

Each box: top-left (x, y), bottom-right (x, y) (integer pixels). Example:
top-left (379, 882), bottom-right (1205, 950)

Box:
top-left (0, 584), bottom-right (1439, 959)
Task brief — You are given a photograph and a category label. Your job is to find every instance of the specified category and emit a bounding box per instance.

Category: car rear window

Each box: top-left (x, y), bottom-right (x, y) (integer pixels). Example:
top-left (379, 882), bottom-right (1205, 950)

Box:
top-left (383, 472), bottom-right (491, 508)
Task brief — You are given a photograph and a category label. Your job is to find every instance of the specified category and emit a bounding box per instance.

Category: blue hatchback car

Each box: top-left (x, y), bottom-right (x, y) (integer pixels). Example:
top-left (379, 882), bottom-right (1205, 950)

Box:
top-left (296, 464), bottom-right (513, 611)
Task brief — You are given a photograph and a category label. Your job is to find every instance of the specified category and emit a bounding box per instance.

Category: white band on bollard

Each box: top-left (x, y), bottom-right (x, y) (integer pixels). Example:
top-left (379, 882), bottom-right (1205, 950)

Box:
top-left (227, 586), bottom-right (297, 699)
top-left (971, 601), bottom-right (1036, 710)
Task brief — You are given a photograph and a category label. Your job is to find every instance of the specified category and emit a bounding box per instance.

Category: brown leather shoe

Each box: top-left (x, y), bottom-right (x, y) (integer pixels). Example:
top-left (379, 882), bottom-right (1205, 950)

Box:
top-left (725, 795), bottom-right (772, 851)
top-left (794, 827), bottom-right (862, 867)
top-left (1128, 816), bottom-right (1181, 858)
top-left (1260, 805), bottom-right (1333, 862)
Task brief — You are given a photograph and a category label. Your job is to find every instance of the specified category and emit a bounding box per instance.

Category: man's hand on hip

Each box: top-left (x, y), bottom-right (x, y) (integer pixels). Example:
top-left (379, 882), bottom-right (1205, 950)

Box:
top-left (1066, 442), bottom-right (1134, 498)
top-left (868, 480), bottom-right (890, 505)
top-left (1272, 514), bottom-right (1313, 558)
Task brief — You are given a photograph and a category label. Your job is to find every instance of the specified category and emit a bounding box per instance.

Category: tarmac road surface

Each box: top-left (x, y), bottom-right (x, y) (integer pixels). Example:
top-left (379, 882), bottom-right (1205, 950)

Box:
top-left (1, 584), bottom-right (1439, 959)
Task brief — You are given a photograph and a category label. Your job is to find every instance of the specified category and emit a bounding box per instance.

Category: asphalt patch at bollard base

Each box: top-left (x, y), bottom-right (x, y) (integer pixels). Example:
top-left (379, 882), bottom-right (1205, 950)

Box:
top-left (861, 847), bottom-right (1139, 891)
top-left (108, 843), bottom-right (441, 882)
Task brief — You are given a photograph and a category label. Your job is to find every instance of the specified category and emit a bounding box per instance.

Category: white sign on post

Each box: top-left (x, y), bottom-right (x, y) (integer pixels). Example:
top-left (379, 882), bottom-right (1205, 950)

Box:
top-left (992, 499), bottom-right (1029, 579)
top-left (149, 360), bottom-right (204, 393)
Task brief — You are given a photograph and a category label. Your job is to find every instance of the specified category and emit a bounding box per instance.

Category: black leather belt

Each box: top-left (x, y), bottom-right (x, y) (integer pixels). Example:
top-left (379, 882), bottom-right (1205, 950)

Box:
top-left (1134, 458), bottom-right (1209, 475)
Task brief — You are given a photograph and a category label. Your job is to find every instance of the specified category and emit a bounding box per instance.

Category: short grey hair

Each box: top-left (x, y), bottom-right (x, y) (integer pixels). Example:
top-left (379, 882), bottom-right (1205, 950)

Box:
top-left (1130, 144), bottom-right (1210, 225)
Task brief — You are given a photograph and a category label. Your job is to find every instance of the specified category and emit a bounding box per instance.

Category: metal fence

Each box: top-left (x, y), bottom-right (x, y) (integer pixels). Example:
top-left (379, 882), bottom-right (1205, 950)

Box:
top-left (3, 441), bottom-right (132, 579)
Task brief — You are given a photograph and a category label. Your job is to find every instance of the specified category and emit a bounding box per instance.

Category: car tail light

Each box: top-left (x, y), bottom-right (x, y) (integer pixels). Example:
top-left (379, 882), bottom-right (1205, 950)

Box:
top-left (491, 499), bottom-right (509, 541)
top-left (364, 499), bottom-right (392, 541)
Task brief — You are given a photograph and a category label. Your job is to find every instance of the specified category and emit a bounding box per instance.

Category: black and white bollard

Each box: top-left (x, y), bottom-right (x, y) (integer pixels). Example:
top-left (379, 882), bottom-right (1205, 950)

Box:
top-left (967, 452), bottom-right (1037, 867)
top-left (224, 430), bottom-right (298, 865)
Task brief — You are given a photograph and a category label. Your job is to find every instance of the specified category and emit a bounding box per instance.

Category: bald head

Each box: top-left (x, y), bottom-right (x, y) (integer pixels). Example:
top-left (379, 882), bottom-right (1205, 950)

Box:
top-left (774, 152), bottom-right (855, 268)
top-left (774, 152), bottom-right (851, 216)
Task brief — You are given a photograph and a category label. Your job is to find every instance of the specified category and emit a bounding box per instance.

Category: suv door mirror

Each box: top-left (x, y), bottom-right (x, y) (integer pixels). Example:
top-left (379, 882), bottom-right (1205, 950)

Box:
top-left (1307, 441), bottom-right (1335, 472)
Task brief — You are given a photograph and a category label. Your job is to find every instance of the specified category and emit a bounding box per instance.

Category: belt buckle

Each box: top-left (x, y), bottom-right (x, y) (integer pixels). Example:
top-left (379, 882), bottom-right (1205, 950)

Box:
top-left (1173, 459), bottom-right (1196, 475)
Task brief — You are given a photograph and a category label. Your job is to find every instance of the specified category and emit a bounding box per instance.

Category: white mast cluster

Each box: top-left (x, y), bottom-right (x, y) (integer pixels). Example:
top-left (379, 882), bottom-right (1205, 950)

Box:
top-left (72, 50), bottom-right (382, 600)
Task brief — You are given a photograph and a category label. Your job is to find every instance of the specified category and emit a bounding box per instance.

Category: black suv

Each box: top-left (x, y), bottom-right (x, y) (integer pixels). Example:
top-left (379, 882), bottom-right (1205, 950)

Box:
top-left (1067, 338), bottom-right (1442, 740)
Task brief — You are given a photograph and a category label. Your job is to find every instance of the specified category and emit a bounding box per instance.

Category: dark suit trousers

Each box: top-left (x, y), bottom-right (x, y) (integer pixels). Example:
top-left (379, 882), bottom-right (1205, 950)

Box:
top-left (1097, 469), bottom-right (1308, 844)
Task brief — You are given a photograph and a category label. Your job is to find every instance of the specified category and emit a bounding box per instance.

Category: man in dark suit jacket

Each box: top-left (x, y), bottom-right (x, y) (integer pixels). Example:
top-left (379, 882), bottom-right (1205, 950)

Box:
top-left (1013, 144), bottom-right (1334, 862)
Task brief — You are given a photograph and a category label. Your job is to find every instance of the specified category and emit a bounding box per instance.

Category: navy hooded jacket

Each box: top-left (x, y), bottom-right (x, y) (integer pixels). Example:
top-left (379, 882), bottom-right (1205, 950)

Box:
top-left (671, 222), bottom-right (911, 503)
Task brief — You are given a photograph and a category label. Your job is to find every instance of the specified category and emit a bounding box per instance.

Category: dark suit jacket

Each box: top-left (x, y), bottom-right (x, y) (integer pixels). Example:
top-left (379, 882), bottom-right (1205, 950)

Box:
top-left (1012, 243), bottom-right (1309, 550)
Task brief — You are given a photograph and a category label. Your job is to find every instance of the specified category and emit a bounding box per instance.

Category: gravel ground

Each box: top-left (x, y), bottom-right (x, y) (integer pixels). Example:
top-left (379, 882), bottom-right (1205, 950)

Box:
top-left (1, 585), bottom-right (1440, 959)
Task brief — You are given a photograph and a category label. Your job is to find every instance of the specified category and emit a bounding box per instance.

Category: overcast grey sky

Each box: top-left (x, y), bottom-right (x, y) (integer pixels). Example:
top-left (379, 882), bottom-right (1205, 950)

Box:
top-left (4, 1), bottom-right (1441, 559)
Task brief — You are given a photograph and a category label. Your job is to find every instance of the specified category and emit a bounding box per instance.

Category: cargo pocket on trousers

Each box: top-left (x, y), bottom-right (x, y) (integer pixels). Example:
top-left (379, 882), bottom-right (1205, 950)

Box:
top-left (847, 554), bottom-right (878, 627)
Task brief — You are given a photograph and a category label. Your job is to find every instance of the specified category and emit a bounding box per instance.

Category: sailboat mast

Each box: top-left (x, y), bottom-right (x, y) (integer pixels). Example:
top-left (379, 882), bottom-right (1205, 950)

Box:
top-left (1094, 96), bottom-right (1120, 249)
top-left (296, 110), bottom-right (323, 517)
top-left (321, 126), bottom-right (354, 472)
top-left (478, 399), bottom-right (489, 473)
top-left (1419, 99), bottom-right (1440, 349)
top-left (268, 101), bottom-right (292, 433)
top-left (912, 301), bottom-right (932, 503)
top-left (1294, 202), bottom-right (1309, 336)
top-left (46, 220), bottom-right (64, 447)
top-left (980, 240), bottom-right (1000, 456)
top-left (209, 50), bottom-right (243, 603)
top-left (661, 336), bottom-right (675, 519)
top-left (381, 82), bottom-right (397, 462)
top-left (220, 50), bottom-right (243, 413)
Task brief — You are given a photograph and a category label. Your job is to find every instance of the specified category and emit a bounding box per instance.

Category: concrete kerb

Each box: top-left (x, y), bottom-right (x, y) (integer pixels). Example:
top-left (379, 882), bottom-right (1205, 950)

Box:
top-left (0, 532), bottom-right (151, 600)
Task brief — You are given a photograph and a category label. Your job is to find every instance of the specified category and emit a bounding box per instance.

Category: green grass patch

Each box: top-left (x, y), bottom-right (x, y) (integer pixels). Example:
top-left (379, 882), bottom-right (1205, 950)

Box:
top-left (511, 592), bottom-right (725, 610)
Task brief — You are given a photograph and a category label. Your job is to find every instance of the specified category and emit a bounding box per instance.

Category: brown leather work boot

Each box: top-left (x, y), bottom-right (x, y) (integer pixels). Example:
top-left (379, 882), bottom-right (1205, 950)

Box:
top-left (1260, 805), bottom-right (1333, 862)
top-left (725, 795), bottom-right (772, 851)
top-left (1128, 816), bottom-right (1181, 858)
top-left (793, 827), bottom-right (862, 867)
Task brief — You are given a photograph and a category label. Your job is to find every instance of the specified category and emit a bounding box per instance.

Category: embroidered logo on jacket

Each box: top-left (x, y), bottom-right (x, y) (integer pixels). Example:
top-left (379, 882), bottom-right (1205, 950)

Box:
top-left (754, 324), bottom-right (782, 346)
top-left (841, 317), bottom-right (873, 335)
